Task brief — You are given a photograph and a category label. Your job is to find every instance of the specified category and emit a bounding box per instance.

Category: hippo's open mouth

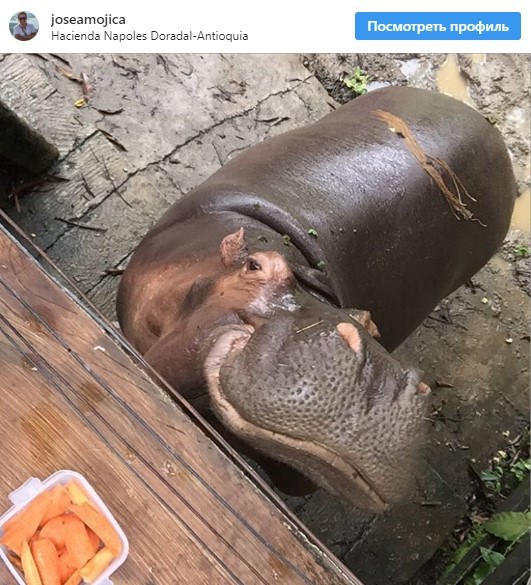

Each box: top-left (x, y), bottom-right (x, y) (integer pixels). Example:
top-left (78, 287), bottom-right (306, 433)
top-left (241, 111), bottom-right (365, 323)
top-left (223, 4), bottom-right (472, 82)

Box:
top-left (204, 324), bottom-right (392, 512)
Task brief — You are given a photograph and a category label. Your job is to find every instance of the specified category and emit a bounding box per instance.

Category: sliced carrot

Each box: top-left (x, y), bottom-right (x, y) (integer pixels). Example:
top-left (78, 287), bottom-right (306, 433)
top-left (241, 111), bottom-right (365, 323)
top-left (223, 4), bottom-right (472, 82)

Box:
top-left (2, 517), bottom-right (15, 532)
top-left (63, 569), bottom-right (82, 585)
top-left (1, 525), bottom-right (27, 557)
top-left (79, 547), bottom-right (114, 583)
top-left (64, 518), bottom-right (94, 569)
top-left (40, 486), bottom-right (72, 526)
top-left (65, 482), bottom-right (90, 506)
top-left (0, 491), bottom-right (52, 556)
top-left (68, 504), bottom-right (121, 556)
top-left (86, 528), bottom-right (101, 555)
top-left (56, 543), bottom-right (66, 557)
top-left (3, 486), bottom-right (67, 533)
top-left (21, 540), bottom-right (43, 585)
top-left (39, 515), bottom-right (81, 551)
top-left (58, 552), bottom-right (77, 583)
top-left (31, 529), bottom-right (42, 543)
top-left (31, 539), bottom-right (61, 585)
top-left (2, 513), bottom-right (19, 533)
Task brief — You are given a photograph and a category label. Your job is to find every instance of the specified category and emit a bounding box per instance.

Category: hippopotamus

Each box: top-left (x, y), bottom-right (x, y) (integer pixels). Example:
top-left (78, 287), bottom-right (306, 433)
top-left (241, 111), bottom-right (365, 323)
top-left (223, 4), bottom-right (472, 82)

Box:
top-left (117, 86), bottom-right (516, 510)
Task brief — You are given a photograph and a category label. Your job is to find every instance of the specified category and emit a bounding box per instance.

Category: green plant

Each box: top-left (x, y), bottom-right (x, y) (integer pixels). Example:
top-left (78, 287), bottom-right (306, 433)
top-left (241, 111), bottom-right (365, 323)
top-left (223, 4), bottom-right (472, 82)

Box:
top-left (483, 511), bottom-right (531, 541)
top-left (510, 458), bottom-right (531, 481)
top-left (513, 244), bottom-right (530, 258)
top-left (441, 524), bottom-right (486, 579)
top-left (464, 547), bottom-right (505, 585)
top-left (481, 453), bottom-right (530, 496)
top-left (481, 466), bottom-right (504, 494)
top-left (463, 511), bottom-right (531, 585)
top-left (343, 67), bottom-right (369, 96)
top-left (442, 434), bottom-right (529, 584)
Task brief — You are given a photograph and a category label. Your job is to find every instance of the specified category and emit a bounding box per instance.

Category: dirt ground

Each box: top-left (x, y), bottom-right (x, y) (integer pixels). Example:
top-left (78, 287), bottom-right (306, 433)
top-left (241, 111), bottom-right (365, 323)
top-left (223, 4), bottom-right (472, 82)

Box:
top-left (1, 53), bottom-right (529, 584)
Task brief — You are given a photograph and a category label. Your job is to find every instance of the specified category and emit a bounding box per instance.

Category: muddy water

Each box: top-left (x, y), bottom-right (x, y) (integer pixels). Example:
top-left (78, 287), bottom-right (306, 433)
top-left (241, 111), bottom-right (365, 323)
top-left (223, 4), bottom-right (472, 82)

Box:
top-left (437, 54), bottom-right (530, 234)
top-left (436, 54), bottom-right (474, 106)
top-left (511, 190), bottom-right (531, 232)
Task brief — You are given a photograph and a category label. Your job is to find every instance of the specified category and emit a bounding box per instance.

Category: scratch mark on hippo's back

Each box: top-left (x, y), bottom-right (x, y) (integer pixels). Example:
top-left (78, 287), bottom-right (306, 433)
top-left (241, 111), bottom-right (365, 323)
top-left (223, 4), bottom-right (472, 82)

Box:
top-left (373, 109), bottom-right (486, 226)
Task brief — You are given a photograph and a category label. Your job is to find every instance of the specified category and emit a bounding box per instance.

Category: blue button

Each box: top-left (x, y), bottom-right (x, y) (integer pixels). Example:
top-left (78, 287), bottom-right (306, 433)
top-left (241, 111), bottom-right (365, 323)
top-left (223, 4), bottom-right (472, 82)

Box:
top-left (355, 12), bottom-right (521, 40)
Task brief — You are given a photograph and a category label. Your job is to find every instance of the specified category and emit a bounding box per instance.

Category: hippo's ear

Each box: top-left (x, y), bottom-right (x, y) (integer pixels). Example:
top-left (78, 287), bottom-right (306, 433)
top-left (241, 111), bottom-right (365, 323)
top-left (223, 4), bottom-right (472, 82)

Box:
top-left (220, 228), bottom-right (248, 267)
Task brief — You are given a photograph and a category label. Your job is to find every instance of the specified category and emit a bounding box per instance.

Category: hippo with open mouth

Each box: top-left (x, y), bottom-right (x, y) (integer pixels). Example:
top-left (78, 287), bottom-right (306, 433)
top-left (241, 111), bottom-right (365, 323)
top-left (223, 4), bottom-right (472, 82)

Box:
top-left (117, 86), bottom-right (516, 510)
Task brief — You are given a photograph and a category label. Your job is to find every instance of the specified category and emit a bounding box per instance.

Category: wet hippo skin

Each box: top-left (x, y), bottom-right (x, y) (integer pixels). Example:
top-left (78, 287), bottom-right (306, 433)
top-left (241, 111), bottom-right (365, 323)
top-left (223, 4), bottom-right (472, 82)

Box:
top-left (117, 86), bottom-right (516, 510)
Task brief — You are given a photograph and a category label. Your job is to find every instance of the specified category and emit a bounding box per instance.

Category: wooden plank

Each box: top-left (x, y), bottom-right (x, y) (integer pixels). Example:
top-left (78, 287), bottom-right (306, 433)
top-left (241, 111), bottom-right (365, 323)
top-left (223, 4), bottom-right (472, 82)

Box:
top-left (0, 220), bottom-right (361, 585)
top-left (0, 560), bottom-right (19, 584)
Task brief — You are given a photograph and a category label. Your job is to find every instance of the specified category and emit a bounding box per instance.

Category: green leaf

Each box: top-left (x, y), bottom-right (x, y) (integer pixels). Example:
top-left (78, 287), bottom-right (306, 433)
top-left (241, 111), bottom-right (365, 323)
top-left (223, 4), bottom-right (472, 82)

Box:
top-left (514, 244), bottom-right (530, 258)
top-left (343, 67), bottom-right (369, 96)
top-left (512, 459), bottom-right (531, 472)
top-left (479, 546), bottom-right (505, 567)
top-left (471, 561), bottom-right (494, 584)
top-left (483, 511), bottom-right (531, 542)
top-left (307, 228), bottom-right (318, 238)
top-left (481, 470), bottom-right (501, 482)
top-left (464, 574), bottom-right (481, 585)
top-left (466, 559), bottom-right (497, 585)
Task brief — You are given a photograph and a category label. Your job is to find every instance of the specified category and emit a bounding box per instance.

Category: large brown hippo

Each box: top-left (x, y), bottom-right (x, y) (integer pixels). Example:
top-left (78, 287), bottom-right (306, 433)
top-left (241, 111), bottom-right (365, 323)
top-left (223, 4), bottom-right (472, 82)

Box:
top-left (117, 86), bottom-right (516, 511)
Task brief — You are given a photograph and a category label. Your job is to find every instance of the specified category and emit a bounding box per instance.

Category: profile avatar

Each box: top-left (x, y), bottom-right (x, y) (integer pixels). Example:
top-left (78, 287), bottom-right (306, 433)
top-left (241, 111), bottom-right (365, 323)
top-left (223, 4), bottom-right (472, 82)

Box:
top-left (11, 11), bottom-right (39, 41)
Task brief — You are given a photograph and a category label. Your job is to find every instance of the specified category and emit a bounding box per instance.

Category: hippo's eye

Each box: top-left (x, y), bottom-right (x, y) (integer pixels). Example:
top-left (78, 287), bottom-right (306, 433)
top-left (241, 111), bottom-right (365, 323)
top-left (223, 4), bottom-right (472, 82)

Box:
top-left (247, 258), bottom-right (262, 271)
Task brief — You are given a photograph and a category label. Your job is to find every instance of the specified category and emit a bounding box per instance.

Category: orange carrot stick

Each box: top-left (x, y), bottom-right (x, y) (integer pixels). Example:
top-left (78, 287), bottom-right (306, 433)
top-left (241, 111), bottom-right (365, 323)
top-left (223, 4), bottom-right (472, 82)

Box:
top-left (31, 539), bottom-right (61, 585)
top-left (21, 540), bottom-right (43, 585)
top-left (1, 491), bottom-right (53, 556)
top-left (40, 486), bottom-right (72, 526)
top-left (58, 552), bottom-right (77, 583)
top-left (31, 529), bottom-right (42, 543)
top-left (1, 525), bottom-right (27, 557)
top-left (64, 518), bottom-right (94, 569)
top-left (68, 504), bottom-right (121, 556)
top-left (39, 515), bottom-right (80, 551)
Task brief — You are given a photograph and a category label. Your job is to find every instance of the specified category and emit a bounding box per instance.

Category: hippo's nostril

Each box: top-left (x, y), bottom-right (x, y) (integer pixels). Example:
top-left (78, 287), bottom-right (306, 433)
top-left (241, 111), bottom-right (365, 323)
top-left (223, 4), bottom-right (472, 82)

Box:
top-left (416, 382), bottom-right (431, 396)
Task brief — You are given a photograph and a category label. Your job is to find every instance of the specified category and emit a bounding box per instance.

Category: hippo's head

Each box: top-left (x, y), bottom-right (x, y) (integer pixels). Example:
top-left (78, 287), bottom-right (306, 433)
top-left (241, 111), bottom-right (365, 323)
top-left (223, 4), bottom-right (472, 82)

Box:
top-left (132, 228), bottom-right (431, 511)
top-left (204, 314), bottom-right (430, 512)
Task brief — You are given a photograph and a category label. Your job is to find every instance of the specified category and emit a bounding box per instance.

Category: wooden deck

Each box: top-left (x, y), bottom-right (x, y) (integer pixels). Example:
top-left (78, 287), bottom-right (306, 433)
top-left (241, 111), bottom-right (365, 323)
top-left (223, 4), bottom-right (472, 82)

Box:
top-left (0, 214), bottom-right (363, 585)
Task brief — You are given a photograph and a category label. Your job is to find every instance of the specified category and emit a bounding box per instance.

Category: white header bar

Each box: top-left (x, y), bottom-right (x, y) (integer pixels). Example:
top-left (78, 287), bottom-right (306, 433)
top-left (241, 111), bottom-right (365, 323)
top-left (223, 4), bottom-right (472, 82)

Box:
top-left (2, 0), bottom-right (529, 53)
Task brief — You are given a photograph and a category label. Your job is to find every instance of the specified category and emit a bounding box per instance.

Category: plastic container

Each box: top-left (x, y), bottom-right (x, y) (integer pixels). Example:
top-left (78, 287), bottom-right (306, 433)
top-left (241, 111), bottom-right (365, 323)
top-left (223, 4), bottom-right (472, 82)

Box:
top-left (0, 470), bottom-right (129, 585)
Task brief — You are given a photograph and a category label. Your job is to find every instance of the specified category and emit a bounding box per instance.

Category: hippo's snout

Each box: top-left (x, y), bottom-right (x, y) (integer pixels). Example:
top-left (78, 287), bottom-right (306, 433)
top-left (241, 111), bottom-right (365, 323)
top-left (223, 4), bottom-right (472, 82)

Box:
top-left (204, 315), bottom-right (431, 512)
